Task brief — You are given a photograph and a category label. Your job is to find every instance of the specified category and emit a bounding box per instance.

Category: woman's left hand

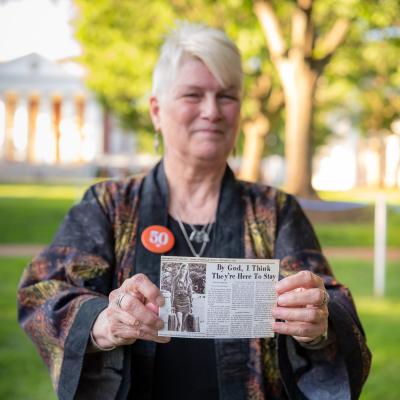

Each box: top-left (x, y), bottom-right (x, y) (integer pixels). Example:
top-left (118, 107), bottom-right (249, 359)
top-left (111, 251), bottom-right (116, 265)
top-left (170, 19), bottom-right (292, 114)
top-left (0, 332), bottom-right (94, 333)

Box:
top-left (272, 270), bottom-right (329, 344)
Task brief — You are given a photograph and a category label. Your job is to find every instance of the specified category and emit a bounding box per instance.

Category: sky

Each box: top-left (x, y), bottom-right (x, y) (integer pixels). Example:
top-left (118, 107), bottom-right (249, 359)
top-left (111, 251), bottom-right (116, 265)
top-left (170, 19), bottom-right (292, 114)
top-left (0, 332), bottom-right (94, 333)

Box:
top-left (0, 0), bottom-right (80, 62)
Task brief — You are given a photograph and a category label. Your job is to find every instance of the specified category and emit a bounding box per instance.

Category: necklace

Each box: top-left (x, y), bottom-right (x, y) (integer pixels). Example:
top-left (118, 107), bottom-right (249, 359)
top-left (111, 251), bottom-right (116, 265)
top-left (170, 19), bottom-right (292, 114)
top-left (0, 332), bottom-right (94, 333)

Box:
top-left (172, 197), bottom-right (216, 257)
top-left (177, 219), bottom-right (213, 257)
top-left (189, 222), bottom-right (211, 244)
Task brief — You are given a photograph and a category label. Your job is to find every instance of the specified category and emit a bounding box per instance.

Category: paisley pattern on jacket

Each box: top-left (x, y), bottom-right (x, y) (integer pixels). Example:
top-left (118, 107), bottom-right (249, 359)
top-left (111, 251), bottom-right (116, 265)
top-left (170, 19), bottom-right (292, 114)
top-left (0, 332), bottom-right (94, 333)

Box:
top-left (18, 167), bottom-right (371, 399)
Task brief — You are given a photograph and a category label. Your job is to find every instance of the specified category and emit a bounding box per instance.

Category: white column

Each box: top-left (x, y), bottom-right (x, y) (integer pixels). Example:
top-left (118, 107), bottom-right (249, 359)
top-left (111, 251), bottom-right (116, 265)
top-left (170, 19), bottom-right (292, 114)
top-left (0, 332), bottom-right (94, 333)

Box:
top-left (75, 95), bottom-right (85, 162)
top-left (13, 96), bottom-right (29, 161)
top-left (59, 96), bottom-right (80, 163)
top-left (83, 99), bottom-right (103, 160)
top-left (34, 96), bottom-right (56, 164)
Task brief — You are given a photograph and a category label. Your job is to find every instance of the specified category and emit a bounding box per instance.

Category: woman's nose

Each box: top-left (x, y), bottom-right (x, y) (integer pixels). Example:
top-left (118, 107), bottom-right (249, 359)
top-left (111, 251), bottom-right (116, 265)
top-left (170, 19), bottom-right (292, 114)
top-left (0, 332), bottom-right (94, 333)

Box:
top-left (201, 95), bottom-right (222, 121)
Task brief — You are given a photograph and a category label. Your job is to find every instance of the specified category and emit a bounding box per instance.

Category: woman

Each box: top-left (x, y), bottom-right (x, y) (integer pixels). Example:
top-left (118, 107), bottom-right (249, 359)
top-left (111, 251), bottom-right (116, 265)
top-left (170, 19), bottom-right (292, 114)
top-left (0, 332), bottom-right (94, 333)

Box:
top-left (18, 22), bottom-right (371, 400)
top-left (171, 264), bottom-right (193, 331)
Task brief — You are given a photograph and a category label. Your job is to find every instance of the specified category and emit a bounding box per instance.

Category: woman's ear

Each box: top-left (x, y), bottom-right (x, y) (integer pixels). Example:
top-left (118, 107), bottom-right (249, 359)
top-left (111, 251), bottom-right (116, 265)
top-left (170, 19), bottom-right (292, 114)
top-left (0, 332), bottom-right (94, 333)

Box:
top-left (149, 96), bottom-right (161, 131)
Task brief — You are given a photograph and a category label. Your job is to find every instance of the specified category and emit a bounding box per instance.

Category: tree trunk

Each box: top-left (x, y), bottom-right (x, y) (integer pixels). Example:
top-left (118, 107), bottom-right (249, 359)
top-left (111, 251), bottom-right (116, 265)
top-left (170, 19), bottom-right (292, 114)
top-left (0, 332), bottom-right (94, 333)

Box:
top-left (239, 114), bottom-right (270, 182)
top-left (281, 64), bottom-right (318, 197)
top-left (253, 1), bottom-right (350, 198)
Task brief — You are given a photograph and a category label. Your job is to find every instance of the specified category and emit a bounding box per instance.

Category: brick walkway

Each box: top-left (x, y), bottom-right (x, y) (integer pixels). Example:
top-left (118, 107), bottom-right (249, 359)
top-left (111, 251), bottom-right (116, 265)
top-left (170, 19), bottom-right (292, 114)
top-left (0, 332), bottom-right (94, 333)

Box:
top-left (0, 244), bottom-right (399, 261)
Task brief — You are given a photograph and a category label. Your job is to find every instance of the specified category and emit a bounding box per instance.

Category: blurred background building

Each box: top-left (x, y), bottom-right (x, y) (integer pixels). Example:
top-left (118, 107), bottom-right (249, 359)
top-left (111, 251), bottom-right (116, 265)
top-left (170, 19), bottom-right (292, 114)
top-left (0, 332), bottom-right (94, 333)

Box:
top-left (1, 50), bottom-right (399, 188)
top-left (0, 53), bottom-right (137, 181)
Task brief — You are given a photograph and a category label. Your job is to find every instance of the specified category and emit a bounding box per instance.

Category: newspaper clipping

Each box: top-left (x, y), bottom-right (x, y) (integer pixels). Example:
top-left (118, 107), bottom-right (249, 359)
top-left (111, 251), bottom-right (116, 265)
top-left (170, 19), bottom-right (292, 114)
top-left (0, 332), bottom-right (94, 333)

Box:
top-left (158, 256), bottom-right (279, 339)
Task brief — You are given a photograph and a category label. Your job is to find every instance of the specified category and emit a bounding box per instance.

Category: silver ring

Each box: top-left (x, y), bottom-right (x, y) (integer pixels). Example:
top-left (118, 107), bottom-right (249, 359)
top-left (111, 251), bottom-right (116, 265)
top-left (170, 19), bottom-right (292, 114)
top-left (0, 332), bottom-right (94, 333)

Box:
top-left (116, 293), bottom-right (126, 309)
top-left (320, 290), bottom-right (329, 307)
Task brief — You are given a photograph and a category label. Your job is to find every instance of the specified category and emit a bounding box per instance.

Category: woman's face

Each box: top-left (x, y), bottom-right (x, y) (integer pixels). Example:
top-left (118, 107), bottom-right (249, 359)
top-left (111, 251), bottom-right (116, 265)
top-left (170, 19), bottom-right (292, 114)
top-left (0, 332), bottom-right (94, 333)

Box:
top-left (150, 57), bottom-right (241, 164)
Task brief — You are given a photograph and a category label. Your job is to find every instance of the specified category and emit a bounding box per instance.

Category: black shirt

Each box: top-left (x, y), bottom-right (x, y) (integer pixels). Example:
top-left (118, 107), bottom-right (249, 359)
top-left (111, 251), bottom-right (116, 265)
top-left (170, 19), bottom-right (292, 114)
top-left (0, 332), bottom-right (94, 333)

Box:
top-left (151, 216), bottom-right (219, 400)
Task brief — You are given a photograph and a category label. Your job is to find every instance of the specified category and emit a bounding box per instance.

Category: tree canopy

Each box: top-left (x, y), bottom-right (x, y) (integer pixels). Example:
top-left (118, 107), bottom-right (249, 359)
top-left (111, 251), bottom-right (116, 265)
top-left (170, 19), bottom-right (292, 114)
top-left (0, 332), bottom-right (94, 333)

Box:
top-left (73, 0), bottom-right (400, 194)
top-left (73, 0), bottom-right (279, 150)
top-left (319, 0), bottom-right (400, 137)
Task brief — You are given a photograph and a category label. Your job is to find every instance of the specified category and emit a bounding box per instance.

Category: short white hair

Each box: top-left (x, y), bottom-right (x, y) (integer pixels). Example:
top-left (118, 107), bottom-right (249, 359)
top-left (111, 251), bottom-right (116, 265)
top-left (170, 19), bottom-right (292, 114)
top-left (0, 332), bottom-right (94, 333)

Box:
top-left (152, 22), bottom-right (243, 98)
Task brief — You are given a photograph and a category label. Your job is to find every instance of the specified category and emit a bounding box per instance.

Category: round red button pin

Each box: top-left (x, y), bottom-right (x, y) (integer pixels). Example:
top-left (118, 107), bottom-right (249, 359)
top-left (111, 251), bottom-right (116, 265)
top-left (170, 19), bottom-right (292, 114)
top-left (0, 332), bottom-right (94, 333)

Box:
top-left (141, 225), bottom-right (175, 254)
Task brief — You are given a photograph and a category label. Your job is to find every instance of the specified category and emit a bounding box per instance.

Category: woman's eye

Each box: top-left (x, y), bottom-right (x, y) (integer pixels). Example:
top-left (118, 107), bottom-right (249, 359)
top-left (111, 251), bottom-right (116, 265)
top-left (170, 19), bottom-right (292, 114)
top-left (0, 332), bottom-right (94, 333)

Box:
top-left (219, 94), bottom-right (238, 101)
top-left (184, 93), bottom-right (200, 98)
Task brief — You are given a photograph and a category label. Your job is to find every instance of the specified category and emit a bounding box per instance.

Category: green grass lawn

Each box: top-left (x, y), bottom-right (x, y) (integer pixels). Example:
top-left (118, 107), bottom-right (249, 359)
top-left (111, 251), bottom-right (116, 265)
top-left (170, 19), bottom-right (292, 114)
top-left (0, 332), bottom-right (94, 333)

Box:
top-left (0, 183), bottom-right (86, 200)
top-left (0, 183), bottom-right (84, 244)
top-left (1, 256), bottom-right (399, 399)
top-left (1, 183), bottom-right (399, 247)
top-left (330, 259), bottom-right (400, 400)
top-left (0, 257), bottom-right (55, 400)
top-left (0, 198), bottom-right (75, 244)
top-left (315, 187), bottom-right (400, 247)
top-left (313, 207), bottom-right (400, 248)
top-left (319, 188), bottom-right (400, 205)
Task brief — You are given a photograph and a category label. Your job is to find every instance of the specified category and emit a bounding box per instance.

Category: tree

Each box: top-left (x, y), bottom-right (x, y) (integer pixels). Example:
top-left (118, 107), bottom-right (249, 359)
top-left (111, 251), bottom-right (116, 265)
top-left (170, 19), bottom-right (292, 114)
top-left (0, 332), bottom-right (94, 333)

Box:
top-left (73, 0), bottom-right (400, 194)
top-left (317, 0), bottom-right (400, 188)
top-left (239, 74), bottom-right (283, 182)
top-left (253, 0), bottom-right (400, 195)
top-left (253, 0), bottom-right (351, 196)
top-left (73, 0), bottom-right (177, 134)
top-left (73, 0), bottom-right (283, 171)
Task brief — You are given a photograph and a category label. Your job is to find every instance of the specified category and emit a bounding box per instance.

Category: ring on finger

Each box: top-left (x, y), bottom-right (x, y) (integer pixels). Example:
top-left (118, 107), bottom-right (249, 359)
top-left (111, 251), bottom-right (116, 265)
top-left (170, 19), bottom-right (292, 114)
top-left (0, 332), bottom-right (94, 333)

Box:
top-left (116, 293), bottom-right (126, 309)
top-left (133, 319), bottom-right (141, 328)
top-left (319, 290), bottom-right (329, 307)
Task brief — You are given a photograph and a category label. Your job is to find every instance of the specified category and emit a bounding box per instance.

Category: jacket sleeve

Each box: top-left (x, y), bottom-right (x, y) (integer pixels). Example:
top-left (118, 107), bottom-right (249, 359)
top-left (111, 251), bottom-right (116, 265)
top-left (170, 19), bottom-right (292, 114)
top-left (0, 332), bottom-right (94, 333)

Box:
top-left (17, 183), bottom-right (125, 400)
top-left (274, 194), bottom-right (372, 400)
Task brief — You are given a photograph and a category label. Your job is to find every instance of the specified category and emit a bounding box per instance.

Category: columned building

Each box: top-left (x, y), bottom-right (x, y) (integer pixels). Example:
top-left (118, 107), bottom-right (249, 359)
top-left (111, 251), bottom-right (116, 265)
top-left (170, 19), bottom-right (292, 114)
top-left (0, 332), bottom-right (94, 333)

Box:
top-left (0, 53), bottom-right (134, 174)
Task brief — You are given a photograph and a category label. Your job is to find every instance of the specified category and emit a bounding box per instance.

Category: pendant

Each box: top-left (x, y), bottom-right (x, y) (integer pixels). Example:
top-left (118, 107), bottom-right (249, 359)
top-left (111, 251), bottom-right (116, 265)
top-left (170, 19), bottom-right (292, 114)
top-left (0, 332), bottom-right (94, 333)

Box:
top-left (189, 230), bottom-right (210, 244)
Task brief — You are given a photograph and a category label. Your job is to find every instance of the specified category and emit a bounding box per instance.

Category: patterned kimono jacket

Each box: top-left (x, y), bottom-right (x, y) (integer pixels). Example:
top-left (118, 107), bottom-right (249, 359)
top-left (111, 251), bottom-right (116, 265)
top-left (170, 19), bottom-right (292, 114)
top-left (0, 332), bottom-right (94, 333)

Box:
top-left (18, 162), bottom-right (371, 400)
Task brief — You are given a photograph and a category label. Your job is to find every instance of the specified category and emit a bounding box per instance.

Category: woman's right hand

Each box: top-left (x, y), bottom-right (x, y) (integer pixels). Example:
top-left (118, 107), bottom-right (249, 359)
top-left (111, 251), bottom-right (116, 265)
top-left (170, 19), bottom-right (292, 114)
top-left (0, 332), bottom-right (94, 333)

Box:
top-left (90, 273), bottom-right (171, 350)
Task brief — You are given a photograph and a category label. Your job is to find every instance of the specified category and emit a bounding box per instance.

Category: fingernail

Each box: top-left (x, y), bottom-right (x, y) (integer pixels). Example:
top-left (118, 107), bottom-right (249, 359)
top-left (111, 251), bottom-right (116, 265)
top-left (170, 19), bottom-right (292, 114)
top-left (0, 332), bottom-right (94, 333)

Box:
top-left (278, 294), bottom-right (289, 304)
top-left (156, 296), bottom-right (164, 306)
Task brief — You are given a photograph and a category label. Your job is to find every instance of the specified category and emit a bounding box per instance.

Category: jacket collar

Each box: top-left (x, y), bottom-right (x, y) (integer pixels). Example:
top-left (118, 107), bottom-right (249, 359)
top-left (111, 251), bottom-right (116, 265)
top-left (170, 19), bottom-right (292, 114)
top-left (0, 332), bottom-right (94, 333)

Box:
top-left (134, 159), bottom-right (245, 285)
